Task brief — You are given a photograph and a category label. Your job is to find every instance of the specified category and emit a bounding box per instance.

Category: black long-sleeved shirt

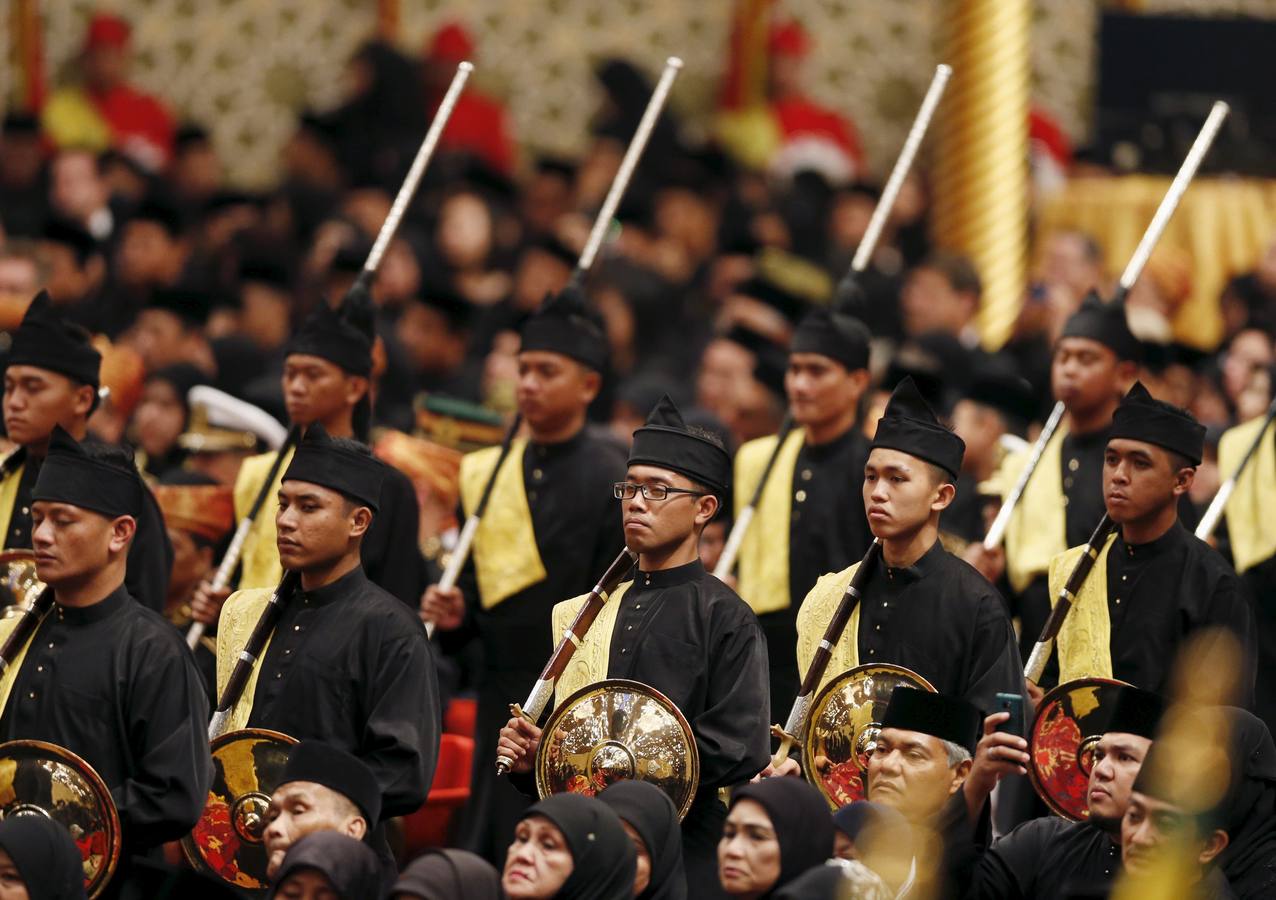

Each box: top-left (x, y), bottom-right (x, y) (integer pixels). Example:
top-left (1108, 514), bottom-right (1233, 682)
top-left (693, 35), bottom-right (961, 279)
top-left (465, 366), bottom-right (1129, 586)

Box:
top-left (967, 816), bottom-right (1121, 900)
top-left (247, 566), bottom-right (439, 818)
top-left (0, 584), bottom-right (212, 856)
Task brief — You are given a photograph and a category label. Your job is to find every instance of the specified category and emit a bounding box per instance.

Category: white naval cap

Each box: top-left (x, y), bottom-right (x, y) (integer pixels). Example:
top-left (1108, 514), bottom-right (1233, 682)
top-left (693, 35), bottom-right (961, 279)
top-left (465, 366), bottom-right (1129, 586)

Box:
top-left (181, 385), bottom-right (288, 452)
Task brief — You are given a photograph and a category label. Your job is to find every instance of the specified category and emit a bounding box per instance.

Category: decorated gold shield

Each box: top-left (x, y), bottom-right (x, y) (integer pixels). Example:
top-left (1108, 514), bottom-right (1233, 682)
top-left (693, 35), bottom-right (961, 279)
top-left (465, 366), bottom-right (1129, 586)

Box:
top-left (182, 728), bottom-right (297, 892)
top-left (801, 664), bottom-right (935, 809)
top-left (0, 550), bottom-right (44, 613)
top-left (536, 679), bottom-right (699, 820)
top-left (1029, 677), bottom-right (1131, 821)
top-left (0, 739), bottom-right (120, 898)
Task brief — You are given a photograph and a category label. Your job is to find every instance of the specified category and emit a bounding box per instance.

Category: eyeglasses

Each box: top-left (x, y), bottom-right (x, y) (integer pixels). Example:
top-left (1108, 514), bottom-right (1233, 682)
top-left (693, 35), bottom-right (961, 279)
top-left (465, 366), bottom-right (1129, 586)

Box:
top-left (612, 482), bottom-right (710, 501)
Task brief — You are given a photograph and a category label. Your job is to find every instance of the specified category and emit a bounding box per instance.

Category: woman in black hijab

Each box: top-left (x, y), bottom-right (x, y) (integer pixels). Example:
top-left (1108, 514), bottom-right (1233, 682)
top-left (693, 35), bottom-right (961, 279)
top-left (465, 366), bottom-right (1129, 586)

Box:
top-left (392, 848), bottom-right (501, 900)
top-left (502, 793), bottom-right (636, 900)
top-left (269, 831), bottom-right (382, 900)
top-left (600, 780), bottom-right (687, 900)
top-left (719, 778), bottom-right (834, 898)
top-left (0, 816), bottom-right (85, 900)
top-left (1215, 708), bottom-right (1276, 899)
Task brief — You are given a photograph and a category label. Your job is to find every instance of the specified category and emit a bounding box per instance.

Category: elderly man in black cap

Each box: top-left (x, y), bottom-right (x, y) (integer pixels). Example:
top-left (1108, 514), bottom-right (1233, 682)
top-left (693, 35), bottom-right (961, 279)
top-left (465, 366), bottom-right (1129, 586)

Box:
top-left (965, 685), bottom-right (1166, 900)
top-left (792, 377), bottom-right (1022, 721)
top-left (422, 287), bottom-right (627, 864)
top-left (974, 293), bottom-right (1142, 665)
top-left (1, 290), bottom-right (172, 610)
top-left (496, 394), bottom-right (770, 896)
top-left (192, 292), bottom-right (424, 616)
top-left (263, 741), bottom-right (382, 881)
top-left (216, 426), bottom-right (438, 869)
top-left (1041, 382), bottom-right (1254, 703)
top-left (0, 427), bottom-right (211, 881)
top-left (732, 303), bottom-right (874, 717)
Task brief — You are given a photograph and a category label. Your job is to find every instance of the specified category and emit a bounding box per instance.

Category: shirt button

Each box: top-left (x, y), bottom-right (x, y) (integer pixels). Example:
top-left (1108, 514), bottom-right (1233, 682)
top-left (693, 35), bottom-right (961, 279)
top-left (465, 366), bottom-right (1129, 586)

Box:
top-left (635, 604), bottom-right (641, 610)
top-left (1121, 575), bottom-right (1127, 581)
top-left (20, 506), bottom-right (28, 515)
top-left (795, 490), bottom-right (807, 503)
top-left (875, 625), bottom-right (880, 631)
top-left (35, 665), bottom-right (42, 673)
top-left (532, 468), bottom-right (543, 480)
top-left (293, 625), bottom-right (301, 631)
top-left (284, 649), bottom-right (292, 655)
top-left (275, 672), bottom-right (282, 679)
top-left (626, 625), bottom-right (632, 631)
top-left (46, 642), bottom-right (54, 649)
top-left (801, 469), bottom-right (812, 482)
top-left (27, 692), bottom-right (34, 700)
top-left (869, 649), bottom-right (876, 656)
top-left (1063, 477), bottom-right (1074, 489)
top-left (620, 648), bottom-right (627, 654)
top-left (1068, 458), bottom-right (1080, 472)
top-left (882, 602), bottom-right (888, 608)
top-left (1062, 496), bottom-right (1070, 507)
top-left (644, 576), bottom-right (651, 585)
top-left (1115, 598), bottom-right (1121, 605)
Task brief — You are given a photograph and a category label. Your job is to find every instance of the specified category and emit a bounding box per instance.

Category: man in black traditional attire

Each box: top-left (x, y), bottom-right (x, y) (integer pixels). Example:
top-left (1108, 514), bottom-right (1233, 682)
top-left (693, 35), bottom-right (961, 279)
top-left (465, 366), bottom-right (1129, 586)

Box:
top-left (192, 290), bottom-right (425, 618)
top-left (1040, 382), bottom-right (1254, 704)
top-left (0, 427), bottom-right (211, 889)
top-left (965, 685), bottom-right (1166, 899)
top-left (732, 302), bottom-right (874, 715)
top-left (974, 294), bottom-right (1140, 666)
top-left (791, 377), bottom-right (1023, 723)
top-left (1, 290), bottom-right (172, 610)
top-left (422, 286), bottom-right (627, 863)
top-left (496, 394), bottom-right (770, 897)
top-left (215, 426), bottom-right (439, 873)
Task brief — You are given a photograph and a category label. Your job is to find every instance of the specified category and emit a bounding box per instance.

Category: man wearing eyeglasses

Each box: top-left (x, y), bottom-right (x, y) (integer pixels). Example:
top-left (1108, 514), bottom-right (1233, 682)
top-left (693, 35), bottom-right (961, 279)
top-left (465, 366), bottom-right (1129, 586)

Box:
top-left (497, 394), bottom-right (770, 896)
top-left (421, 286), bottom-right (627, 864)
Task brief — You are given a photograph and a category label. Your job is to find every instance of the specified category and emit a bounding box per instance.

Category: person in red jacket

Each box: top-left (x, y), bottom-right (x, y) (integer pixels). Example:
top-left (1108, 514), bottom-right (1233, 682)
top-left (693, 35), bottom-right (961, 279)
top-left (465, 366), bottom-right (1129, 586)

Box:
top-left (422, 21), bottom-right (517, 176)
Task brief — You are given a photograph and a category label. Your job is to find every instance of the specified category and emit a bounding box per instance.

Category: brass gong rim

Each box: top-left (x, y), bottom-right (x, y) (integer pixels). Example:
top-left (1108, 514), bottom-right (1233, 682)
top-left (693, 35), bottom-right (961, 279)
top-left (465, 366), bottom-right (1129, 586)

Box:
top-left (1028, 677), bottom-right (1131, 822)
top-left (0, 738), bottom-right (121, 899)
top-left (182, 728), bottom-right (298, 892)
top-left (801, 663), bottom-right (936, 810)
top-left (0, 550), bottom-right (44, 614)
top-left (535, 678), bottom-right (699, 821)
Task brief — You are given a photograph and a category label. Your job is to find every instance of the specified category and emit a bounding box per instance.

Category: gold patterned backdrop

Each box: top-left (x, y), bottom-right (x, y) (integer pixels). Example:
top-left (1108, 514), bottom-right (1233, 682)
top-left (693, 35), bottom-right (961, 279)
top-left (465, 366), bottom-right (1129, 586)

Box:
top-left (4, 0), bottom-right (1271, 187)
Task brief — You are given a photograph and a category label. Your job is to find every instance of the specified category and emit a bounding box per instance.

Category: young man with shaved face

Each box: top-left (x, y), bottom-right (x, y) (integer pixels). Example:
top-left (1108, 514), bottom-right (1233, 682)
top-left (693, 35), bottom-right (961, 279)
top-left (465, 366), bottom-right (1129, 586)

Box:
top-left (732, 304), bottom-right (874, 716)
top-left (965, 686), bottom-right (1166, 899)
top-left (1, 291), bottom-right (172, 610)
top-left (215, 426), bottom-right (438, 883)
top-left (496, 395), bottom-right (769, 895)
top-left (422, 287), bottom-right (626, 864)
top-left (788, 377), bottom-right (1021, 761)
top-left (1040, 383), bottom-right (1253, 703)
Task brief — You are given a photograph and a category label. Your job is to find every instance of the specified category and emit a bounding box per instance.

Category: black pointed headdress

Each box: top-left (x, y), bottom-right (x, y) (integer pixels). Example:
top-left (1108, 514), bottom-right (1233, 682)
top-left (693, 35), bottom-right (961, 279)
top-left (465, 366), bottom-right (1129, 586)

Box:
top-left (518, 283), bottom-right (608, 372)
top-left (870, 376), bottom-right (965, 478)
top-left (1108, 380), bottom-right (1205, 465)
top-left (627, 394), bottom-right (731, 495)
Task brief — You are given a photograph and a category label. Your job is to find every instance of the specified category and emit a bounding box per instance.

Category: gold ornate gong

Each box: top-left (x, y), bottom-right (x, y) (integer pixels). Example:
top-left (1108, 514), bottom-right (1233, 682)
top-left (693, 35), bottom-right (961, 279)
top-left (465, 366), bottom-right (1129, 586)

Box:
top-left (182, 728), bottom-right (297, 892)
top-left (1029, 677), bottom-right (1131, 821)
top-left (0, 739), bottom-right (121, 899)
top-left (801, 664), bottom-right (935, 809)
top-left (0, 550), bottom-right (44, 614)
top-left (536, 679), bottom-right (699, 820)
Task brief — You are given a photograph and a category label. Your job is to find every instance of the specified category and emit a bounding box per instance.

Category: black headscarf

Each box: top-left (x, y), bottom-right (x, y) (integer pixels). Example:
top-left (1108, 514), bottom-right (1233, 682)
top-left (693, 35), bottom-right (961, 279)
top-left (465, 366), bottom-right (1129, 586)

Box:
top-left (729, 778), bottom-right (835, 896)
top-left (0, 816), bottom-right (85, 900)
top-left (1214, 708), bottom-right (1276, 899)
top-left (269, 831), bottom-right (382, 900)
top-left (600, 780), bottom-right (687, 900)
top-left (392, 849), bottom-right (501, 900)
top-left (517, 793), bottom-right (636, 900)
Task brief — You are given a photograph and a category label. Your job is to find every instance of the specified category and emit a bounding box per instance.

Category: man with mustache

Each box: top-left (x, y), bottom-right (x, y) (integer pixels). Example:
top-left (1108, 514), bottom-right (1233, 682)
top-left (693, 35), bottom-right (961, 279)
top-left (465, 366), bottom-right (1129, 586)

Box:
top-left (496, 394), bottom-right (770, 896)
top-left (1040, 382), bottom-right (1253, 703)
top-left (421, 286), bottom-right (627, 864)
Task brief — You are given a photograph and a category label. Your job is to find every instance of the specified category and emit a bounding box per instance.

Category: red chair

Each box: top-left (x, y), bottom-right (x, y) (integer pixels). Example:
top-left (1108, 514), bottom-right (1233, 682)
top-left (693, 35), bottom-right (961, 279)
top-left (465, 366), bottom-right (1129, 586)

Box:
top-left (400, 733), bottom-right (474, 855)
top-left (443, 696), bottom-right (477, 738)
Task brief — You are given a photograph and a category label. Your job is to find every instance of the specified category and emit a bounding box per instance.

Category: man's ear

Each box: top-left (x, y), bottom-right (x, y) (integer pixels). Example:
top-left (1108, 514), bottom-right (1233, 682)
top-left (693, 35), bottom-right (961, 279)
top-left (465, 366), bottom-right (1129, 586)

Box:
top-left (1173, 466), bottom-right (1196, 497)
top-left (349, 505), bottom-right (373, 538)
top-left (695, 493), bottom-right (720, 529)
top-left (344, 816), bottom-right (368, 842)
top-left (72, 383), bottom-right (97, 419)
top-left (343, 375), bottom-right (370, 408)
top-left (579, 366), bottom-right (602, 406)
top-left (1197, 829), bottom-right (1229, 866)
top-left (931, 480), bottom-right (956, 513)
top-left (950, 757), bottom-right (973, 794)
top-left (110, 515), bottom-right (137, 552)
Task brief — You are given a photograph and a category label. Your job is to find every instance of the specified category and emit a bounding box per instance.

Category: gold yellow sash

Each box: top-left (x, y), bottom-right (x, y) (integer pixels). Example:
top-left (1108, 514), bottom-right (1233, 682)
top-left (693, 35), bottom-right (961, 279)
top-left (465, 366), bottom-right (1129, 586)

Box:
top-left (794, 562), bottom-right (863, 694)
top-left (0, 461), bottom-right (23, 546)
top-left (233, 449), bottom-right (295, 590)
top-left (980, 426), bottom-right (1069, 593)
top-left (734, 430), bottom-right (805, 615)
top-left (1218, 415), bottom-right (1276, 574)
top-left (214, 588), bottom-right (276, 733)
top-left (550, 582), bottom-right (632, 705)
top-left (1046, 535), bottom-right (1117, 684)
top-left (458, 439), bottom-right (547, 609)
top-left (0, 614), bottom-right (36, 719)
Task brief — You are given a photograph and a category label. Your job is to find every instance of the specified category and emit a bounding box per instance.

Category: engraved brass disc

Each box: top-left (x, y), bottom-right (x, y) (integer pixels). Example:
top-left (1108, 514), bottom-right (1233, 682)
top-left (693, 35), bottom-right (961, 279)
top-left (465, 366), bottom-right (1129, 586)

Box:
top-left (1029, 677), bottom-right (1131, 821)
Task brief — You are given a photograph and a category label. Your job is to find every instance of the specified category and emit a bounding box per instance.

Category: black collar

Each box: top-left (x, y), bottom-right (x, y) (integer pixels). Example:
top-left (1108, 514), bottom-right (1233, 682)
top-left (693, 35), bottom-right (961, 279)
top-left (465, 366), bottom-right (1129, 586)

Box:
top-left (530, 426), bottom-right (587, 459)
top-left (54, 582), bottom-right (130, 625)
top-left (299, 565), bottom-right (368, 607)
top-left (881, 539), bottom-right (946, 585)
top-left (633, 559), bottom-right (704, 590)
top-left (1116, 520), bottom-right (1185, 562)
top-left (802, 422), bottom-right (864, 461)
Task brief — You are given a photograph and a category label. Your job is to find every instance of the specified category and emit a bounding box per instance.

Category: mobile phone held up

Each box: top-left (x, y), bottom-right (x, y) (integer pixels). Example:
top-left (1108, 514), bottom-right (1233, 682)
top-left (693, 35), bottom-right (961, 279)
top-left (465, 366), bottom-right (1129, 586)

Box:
top-left (995, 692), bottom-right (1025, 738)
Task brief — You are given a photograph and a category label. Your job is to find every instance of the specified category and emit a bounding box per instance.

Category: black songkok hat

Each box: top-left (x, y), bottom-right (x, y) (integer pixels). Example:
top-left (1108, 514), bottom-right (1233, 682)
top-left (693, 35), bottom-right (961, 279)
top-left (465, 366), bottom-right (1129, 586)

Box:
top-left (1109, 380), bottom-right (1206, 465)
top-left (147, 287), bottom-right (213, 327)
top-left (285, 296), bottom-right (374, 377)
top-left (32, 426), bottom-right (142, 518)
top-left (40, 216), bottom-right (99, 264)
top-left (5, 291), bottom-right (101, 389)
top-left (1100, 685), bottom-right (1167, 739)
top-left (280, 741), bottom-right (381, 824)
top-left (870, 376), bottom-right (965, 479)
top-left (880, 688), bottom-right (982, 757)
top-left (628, 394), bottom-right (731, 496)
top-left (282, 425), bottom-right (383, 512)
top-left (790, 306), bottom-right (871, 372)
top-left (964, 355), bottom-right (1038, 428)
top-left (518, 284), bottom-right (607, 372)
top-left (1060, 290), bottom-right (1143, 362)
